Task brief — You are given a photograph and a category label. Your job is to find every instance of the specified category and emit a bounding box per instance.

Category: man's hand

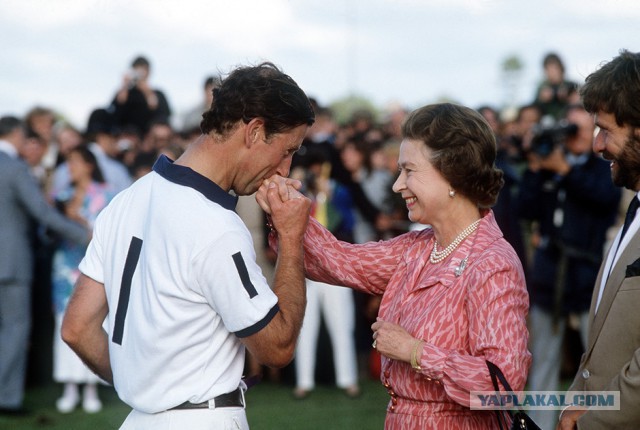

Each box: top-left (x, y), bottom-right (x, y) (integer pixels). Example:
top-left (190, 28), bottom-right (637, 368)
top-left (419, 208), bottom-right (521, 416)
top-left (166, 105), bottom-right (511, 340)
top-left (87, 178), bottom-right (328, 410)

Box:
top-left (258, 175), bottom-right (310, 241)
top-left (538, 146), bottom-right (571, 175)
top-left (556, 406), bottom-right (587, 430)
top-left (256, 175), bottom-right (303, 214)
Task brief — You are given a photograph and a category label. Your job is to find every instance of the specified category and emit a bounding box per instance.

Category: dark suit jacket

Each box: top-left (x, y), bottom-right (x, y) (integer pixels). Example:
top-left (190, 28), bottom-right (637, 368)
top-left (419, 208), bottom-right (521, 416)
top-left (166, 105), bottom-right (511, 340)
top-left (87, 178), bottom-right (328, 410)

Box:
top-left (569, 228), bottom-right (640, 429)
top-left (0, 151), bottom-right (87, 284)
top-left (517, 154), bottom-right (621, 313)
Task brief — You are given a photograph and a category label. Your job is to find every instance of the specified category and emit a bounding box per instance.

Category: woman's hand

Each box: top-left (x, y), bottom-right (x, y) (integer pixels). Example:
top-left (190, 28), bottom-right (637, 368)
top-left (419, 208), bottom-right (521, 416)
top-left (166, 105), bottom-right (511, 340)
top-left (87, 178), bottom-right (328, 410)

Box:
top-left (372, 318), bottom-right (420, 364)
top-left (256, 175), bottom-right (303, 214)
top-left (256, 175), bottom-right (310, 242)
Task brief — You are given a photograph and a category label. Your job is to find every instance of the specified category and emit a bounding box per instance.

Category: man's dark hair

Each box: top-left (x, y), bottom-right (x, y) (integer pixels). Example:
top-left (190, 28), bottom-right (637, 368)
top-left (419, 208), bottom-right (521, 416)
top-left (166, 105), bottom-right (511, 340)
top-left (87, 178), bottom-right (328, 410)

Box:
top-left (543, 52), bottom-right (565, 74)
top-left (581, 49), bottom-right (640, 128)
top-left (70, 143), bottom-right (106, 184)
top-left (0, 116), bottom-right (24, 137)
top-left (26, 127), bottom-right (43, 141)
top-left (85, 108), bottom-right (119, 138)
top-left (131, 55), bottom-right (150, 69)
top-left (200, 62), bottom-right (315, 138)
top-left (204, 75), bottom-right (221, 90)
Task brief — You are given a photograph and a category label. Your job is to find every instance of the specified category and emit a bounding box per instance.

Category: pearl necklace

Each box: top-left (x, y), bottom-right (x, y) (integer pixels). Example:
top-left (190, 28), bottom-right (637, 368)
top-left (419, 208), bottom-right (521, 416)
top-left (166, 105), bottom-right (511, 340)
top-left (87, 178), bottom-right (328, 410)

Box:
top-left (430, 218), bottom-right (482, 263)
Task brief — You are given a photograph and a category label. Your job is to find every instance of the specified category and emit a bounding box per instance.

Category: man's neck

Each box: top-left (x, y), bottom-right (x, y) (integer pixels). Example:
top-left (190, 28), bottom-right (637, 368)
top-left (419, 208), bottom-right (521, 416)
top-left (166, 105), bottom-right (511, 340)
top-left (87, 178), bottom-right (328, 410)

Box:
top-left (175, 134), bottom-right (238, 192)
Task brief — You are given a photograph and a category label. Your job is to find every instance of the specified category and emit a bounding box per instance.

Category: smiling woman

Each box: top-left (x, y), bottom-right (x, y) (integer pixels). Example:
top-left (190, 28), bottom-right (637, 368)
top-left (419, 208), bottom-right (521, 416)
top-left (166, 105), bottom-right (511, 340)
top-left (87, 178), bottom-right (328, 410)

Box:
top-left (259, 102), bottom-right (531, 429)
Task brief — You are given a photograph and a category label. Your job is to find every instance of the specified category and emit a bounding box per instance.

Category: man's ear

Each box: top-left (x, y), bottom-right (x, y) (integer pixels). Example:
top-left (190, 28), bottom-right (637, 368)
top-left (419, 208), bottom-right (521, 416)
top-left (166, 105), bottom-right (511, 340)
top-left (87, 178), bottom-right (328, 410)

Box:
top-left (245, 118), bottom-right (265, 147)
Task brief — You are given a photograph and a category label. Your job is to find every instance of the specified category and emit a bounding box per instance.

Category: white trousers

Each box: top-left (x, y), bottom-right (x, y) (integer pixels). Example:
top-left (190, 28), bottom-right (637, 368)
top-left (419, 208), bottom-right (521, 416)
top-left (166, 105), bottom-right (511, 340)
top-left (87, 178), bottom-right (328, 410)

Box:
top-left (527, 305), bottom-right (589, 430)
top-left (120, 407), bottom-right (249, 430)
top-left (295, 279), bottom-right (358, 390)
top-left (53, 313), bottom-right (101, 384)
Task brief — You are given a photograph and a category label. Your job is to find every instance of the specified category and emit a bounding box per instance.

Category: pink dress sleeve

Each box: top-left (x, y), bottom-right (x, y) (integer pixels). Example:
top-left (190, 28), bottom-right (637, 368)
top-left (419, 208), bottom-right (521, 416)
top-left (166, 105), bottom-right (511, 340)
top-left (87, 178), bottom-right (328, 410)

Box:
top-left (270, 217), bottom-right (408, 296)
top-left (306, 217), bottom-right (413, 295)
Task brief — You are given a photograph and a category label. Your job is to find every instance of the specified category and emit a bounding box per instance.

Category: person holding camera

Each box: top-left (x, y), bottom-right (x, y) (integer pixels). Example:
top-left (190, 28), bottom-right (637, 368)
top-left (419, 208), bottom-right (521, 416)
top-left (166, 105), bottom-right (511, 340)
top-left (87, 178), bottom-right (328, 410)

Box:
top-left (110, 55), bottom-right (171, 139)
top-left (534, 52), bottom-right (580, 121)
top-left (517, 104), bottom-right (621, 429)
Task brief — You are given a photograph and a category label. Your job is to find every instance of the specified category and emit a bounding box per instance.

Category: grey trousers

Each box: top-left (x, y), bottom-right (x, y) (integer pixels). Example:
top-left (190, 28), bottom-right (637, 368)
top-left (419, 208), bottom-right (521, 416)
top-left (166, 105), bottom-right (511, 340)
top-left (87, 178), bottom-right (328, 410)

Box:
top-left (0, 281), bottom-right (32, 408)
top-left (527, 305), bottom-right (589, 430)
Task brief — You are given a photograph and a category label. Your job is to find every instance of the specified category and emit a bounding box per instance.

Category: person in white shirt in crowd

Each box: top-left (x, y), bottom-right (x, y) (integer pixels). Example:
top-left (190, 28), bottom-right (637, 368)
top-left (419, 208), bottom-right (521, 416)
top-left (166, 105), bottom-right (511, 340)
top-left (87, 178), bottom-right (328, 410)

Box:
top-left (51, 108), bottom-right (132, 196)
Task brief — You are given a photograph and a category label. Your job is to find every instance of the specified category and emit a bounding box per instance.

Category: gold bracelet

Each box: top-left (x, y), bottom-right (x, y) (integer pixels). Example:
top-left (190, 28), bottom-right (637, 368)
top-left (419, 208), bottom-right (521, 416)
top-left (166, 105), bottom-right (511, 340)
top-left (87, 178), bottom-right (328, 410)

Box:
top-left (410, 340), bottom-right (423, 371)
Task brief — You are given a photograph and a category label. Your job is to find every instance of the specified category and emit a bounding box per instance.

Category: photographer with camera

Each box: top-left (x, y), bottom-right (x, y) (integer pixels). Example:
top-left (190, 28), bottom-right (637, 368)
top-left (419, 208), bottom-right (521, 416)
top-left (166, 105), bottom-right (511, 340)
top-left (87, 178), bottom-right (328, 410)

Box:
top-left (534, 52), bottom-right (580, 121)
top-left (110, 55), bottom-right (171, 139)
top-left (517, 104), bottom-right (621, 430)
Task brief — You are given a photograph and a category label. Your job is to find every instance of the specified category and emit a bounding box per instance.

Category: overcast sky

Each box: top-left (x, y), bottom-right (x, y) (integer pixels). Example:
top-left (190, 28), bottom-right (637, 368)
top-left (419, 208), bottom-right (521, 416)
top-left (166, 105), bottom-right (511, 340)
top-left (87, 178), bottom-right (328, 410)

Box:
top-left (1, 0), bottom-right (639, 130)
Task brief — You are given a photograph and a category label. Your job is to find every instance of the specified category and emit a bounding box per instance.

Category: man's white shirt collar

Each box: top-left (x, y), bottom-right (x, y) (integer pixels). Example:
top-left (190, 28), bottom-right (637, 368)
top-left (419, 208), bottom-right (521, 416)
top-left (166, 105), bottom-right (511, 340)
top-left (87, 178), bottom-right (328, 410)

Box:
top-left (0, 139), bottom-right (18, 158)
top-left (596, 191), bottom-right (640, 313)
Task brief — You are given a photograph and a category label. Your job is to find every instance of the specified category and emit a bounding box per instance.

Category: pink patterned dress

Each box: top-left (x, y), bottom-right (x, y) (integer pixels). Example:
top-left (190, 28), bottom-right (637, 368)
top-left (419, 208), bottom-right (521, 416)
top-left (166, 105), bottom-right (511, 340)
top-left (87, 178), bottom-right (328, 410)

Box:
top-left (295, 210), bottom-right (531, 429)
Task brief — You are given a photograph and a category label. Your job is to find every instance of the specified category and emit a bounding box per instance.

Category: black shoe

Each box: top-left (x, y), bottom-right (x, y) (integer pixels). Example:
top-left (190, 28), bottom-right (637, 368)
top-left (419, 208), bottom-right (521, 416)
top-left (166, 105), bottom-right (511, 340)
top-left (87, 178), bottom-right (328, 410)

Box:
top-left (0, 406), bottom-right (31, 416)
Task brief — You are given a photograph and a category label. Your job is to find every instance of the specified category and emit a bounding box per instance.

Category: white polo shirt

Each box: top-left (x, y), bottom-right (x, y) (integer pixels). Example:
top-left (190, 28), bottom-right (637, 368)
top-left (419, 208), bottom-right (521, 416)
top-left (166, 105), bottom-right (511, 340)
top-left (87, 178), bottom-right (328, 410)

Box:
top-left (79, 155), bottom-right (278, 413)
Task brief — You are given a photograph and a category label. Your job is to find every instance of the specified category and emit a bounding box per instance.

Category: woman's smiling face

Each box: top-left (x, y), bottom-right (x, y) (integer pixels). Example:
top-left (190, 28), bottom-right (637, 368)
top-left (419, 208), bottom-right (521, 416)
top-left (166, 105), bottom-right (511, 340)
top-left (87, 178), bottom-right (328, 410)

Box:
top-left (392, 138), bottom-right (450, 225)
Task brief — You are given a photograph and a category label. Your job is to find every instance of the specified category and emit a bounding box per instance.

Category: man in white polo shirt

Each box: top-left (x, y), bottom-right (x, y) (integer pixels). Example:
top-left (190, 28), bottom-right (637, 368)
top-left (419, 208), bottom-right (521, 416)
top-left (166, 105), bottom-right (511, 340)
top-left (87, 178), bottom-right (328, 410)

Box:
top-left (61, 62), bottom-right (315, 429)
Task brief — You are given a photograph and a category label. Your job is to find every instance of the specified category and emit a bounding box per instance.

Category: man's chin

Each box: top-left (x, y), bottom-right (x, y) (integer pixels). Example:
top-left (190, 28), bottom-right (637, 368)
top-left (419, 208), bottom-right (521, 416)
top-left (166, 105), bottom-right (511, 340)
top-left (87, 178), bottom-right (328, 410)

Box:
top-left (233, 184), bottom-right (257, 197)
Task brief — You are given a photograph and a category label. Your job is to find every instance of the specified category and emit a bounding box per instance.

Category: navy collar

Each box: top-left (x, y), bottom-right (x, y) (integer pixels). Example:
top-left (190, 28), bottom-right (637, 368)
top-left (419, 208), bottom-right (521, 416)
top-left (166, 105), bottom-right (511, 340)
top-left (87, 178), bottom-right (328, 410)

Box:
top-left (152, 155), bottom-right (238, 212)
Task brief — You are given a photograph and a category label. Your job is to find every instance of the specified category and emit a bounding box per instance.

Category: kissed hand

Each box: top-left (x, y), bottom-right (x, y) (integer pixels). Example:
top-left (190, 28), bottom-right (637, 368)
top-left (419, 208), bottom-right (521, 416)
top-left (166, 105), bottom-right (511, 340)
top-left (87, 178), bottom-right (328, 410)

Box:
top-left (256, 175), bottom-right (304, 214)
top-left (256, 175), bottom-right (310, 240)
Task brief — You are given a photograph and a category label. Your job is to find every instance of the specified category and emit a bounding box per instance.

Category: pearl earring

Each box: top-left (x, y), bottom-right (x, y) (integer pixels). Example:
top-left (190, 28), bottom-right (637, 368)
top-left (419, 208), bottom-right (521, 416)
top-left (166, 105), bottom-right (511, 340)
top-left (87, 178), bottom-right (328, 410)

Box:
top-left (449, 189), bottom-right (456, 198)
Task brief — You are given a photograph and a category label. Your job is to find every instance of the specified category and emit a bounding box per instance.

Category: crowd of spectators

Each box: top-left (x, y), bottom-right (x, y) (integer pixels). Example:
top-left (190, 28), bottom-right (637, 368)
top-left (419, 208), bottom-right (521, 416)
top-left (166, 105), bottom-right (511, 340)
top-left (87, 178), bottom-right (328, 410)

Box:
top-left (0, 52), bottom-right (626, 420)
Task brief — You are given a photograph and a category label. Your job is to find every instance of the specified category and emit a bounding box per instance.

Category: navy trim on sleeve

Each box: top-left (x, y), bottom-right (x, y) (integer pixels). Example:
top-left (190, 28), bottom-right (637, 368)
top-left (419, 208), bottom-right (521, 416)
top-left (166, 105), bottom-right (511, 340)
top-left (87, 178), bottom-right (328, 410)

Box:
top-left (234, 304), bottom-right (280, 338)
top-left (232, 252), bottom-right (258, 298)
top-left (152, 155), bottom-right (238, 211)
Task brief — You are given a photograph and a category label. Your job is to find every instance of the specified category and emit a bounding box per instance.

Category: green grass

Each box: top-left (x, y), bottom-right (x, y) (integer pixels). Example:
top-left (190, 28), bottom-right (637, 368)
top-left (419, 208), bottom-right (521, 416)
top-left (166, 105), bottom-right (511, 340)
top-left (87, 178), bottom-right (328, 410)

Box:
top-left (1, 379), bottom-right (388, 429)
top-left (0, 384), bottom-right (128, 430)
top-left (247, 380), bottom-right (387, 429)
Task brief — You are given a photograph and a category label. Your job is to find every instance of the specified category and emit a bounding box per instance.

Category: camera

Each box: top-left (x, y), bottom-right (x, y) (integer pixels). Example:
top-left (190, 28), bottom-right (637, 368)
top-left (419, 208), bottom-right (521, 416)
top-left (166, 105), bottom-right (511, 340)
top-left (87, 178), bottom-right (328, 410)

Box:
top-left (128, 69), bottom-right (143, 88)
top-left (529, 119), bottom-right (578, 157)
